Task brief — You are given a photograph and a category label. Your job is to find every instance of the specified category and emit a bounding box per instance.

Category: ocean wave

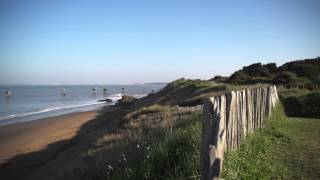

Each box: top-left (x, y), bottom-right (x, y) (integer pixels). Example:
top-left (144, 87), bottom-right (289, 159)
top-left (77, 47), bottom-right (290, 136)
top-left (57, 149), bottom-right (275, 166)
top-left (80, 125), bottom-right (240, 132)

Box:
top-left (107, 94), bottom-right (123, 101)
top-left (0, 93), bottom-right (148, 122)
top-left (133, 94), bottom-right (148, 98)
top-left (0, 101), bottom-right (105, 121)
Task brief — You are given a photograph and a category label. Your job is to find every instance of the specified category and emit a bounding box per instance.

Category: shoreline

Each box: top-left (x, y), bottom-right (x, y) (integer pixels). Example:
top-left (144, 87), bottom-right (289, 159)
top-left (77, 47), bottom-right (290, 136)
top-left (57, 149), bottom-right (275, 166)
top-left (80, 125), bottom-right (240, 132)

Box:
top-left (0, 110), bottom-right (98, 165)
top-left (0, 102), bottom-right (108, 127)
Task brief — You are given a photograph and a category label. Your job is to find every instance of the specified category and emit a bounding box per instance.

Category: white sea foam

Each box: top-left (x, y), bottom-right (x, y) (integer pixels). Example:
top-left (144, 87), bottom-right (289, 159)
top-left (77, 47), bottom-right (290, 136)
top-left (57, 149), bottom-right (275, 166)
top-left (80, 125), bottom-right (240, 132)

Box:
top-left (133, 94), bottom-right (148, 98)
top-left (0, 93), bottom-right (147, 122)
top-left (0, 101), bottom-right (105, 121)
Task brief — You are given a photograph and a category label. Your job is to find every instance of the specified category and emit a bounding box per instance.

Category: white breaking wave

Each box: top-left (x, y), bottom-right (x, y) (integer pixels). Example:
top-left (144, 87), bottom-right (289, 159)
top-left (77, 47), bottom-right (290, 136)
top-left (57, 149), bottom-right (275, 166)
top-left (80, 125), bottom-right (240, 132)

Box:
top-left (133, 94), bottom-right (148, 99)
top-left (0, 93), bottom-right (147, 122)
top-left (0, 101), bottom-right (105, 121)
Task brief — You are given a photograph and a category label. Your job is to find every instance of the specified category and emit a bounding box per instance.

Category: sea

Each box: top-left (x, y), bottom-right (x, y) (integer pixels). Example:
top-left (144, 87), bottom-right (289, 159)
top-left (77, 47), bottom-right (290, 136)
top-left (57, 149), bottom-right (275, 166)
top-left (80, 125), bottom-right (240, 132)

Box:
top-left (0, 84), bottom-right (165, 127)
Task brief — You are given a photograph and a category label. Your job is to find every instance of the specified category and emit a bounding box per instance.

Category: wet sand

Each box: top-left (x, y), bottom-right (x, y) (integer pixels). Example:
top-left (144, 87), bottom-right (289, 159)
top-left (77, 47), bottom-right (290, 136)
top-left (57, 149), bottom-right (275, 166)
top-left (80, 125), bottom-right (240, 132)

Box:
top-left (0, 111), bottom-right (97, 165)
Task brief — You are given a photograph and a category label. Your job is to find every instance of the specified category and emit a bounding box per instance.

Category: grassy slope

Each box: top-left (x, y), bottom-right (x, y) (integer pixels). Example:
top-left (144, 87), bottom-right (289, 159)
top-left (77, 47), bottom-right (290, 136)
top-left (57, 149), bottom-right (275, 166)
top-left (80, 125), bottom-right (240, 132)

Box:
top-left (107, 113), bottom-right (202, 180)
top-left (141, 78), bottom-right (273, 107)
top-left (105, 85), bottom-right (320, 179)
top-left (60, 80), bottom-right (318, 179)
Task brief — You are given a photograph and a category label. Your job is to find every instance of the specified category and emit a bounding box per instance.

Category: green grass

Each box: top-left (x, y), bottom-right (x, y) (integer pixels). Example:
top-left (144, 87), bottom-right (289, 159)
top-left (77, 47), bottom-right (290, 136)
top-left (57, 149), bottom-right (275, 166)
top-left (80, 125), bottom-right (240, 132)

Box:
top-left (107, 113), bottom-right (202, 180)
top-left (151, 78), bottom-right (275, 106)
top-left (222, 104), bottom-right (320, 179)
top-left (278, 87), bottom-right (312, 98)
top-left (106, 102), bottom-right (320, 179)
top-left (129, 104), bottom-right (170, 118)
top-left (99, 87), bottom-right (320, 180)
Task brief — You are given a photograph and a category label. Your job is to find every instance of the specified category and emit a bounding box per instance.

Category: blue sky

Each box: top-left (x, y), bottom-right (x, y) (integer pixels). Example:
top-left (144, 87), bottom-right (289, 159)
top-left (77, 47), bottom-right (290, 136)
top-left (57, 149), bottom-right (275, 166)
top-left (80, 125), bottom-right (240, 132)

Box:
top-left (0, 0), bottom-right (319, 84)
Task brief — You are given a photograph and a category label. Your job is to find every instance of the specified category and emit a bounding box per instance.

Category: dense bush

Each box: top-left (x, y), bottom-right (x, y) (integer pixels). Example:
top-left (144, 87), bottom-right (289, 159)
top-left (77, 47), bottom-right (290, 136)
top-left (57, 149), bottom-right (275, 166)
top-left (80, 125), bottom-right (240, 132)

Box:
top-left (272, 71), bottom-right (297, 84)
top-left (280, 89), bottom-right (320, 118)
top-left (210, 75), bottom-right (229, 83)
top-left (229, 70), bottom-right (252, 84)
top-left (242, 63), bottom-right (272, 77)
top-left (279, 58), bottom-right (320, 80)
top-left (227, 57), bottom-right (320, 86)
top-left (264, 63), bottom-right (278, 73)
top-left (298, 92), bottom-right (320, 118)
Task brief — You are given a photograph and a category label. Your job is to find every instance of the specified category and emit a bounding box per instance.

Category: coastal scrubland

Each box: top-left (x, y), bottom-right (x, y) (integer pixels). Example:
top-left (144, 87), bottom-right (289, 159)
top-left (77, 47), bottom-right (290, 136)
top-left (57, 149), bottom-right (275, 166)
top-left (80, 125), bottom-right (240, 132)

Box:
top-left (104, 88), bottom-right (320, 180)
top-left (0, 58), bottom-right (319, 179)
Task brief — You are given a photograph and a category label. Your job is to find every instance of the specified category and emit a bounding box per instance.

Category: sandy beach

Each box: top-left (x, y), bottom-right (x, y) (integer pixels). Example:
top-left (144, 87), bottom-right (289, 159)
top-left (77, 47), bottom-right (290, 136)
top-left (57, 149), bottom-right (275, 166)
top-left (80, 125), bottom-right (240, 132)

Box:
top-left (0, 111), bottom-right (97, 165)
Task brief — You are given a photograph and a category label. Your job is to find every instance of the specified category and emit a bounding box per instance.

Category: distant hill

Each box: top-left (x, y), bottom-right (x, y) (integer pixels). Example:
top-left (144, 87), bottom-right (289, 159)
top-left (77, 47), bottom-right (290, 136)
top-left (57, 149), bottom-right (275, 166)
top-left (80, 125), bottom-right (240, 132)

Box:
top-left (225, 57), bottom-right (320, 87)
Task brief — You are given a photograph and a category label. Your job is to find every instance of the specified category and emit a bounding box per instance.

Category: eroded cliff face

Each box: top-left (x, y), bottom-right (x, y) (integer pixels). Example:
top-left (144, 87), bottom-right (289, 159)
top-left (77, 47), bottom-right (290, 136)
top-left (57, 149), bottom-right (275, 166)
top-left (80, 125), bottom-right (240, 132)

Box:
top-left (201, 86), bottom-right (279, 180)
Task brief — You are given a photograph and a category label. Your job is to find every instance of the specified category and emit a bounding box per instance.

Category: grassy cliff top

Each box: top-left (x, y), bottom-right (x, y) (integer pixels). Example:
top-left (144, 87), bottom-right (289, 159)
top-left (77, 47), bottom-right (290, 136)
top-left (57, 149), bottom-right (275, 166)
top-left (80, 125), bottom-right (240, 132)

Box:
top-left (137, 78), bottom-right (274, 107)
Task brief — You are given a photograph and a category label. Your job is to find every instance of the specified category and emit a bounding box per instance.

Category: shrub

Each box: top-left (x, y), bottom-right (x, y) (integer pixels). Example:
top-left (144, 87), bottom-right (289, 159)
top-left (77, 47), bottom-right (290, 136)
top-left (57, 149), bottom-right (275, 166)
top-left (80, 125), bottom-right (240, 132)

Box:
top-left (229, 70), bottom-right (251, 84)
top-left (264, 63), bottom-right (278, 73)
top-left (272, 71), bottom-right (297, 84)
top-left (280, 89), bottom-right (320, 118)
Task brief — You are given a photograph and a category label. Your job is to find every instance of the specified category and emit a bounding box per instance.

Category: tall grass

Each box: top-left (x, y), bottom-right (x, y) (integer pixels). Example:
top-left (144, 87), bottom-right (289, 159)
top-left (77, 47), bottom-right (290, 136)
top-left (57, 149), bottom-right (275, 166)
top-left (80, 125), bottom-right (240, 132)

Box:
top-left (107, 113), bottom-right (202, 180)
top-left (222, 105), bottom-right (290, 179)
top-left (96, 89), bottom-right (320, 179)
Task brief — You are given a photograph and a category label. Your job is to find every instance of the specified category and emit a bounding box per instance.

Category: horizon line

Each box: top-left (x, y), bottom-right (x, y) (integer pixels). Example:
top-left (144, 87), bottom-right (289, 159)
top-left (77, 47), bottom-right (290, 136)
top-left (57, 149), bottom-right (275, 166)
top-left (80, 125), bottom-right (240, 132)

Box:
top-left (0, 82), bottom-right (168, 86)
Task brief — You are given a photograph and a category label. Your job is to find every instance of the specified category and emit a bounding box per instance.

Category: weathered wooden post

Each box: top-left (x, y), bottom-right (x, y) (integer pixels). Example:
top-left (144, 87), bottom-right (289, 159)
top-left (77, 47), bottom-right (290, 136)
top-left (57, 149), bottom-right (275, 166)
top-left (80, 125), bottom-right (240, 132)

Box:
top-left (201, 95), bottom-right (227, 180)
top-left (200, 86), bottom-right (279, 180)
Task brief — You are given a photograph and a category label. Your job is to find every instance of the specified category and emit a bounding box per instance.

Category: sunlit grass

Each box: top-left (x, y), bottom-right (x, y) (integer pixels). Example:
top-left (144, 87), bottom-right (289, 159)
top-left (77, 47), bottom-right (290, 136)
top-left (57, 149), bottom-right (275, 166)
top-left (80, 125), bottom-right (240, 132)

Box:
top-left (107, 113), bottom-right (202, 180)
top-left (222, 104), bottom-right (320, 179)
top-left (105, 103), bottom-right (320, 179)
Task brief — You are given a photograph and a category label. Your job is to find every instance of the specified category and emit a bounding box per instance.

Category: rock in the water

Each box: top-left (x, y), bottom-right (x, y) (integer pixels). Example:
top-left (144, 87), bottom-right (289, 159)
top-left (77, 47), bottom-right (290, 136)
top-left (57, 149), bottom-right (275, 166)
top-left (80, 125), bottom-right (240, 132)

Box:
top-left (116, 95), bottom-right (137, 106)
top-left (98, 99), bottom-right (113, 103)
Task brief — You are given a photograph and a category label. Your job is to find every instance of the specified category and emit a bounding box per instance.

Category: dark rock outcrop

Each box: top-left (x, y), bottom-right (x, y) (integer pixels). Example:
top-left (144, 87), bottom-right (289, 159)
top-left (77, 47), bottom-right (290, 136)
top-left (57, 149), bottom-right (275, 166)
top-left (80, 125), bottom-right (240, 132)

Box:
top-left (116, 95), bottom-right (138, 106)
top-left (98, 99), bottom-right (113, 103)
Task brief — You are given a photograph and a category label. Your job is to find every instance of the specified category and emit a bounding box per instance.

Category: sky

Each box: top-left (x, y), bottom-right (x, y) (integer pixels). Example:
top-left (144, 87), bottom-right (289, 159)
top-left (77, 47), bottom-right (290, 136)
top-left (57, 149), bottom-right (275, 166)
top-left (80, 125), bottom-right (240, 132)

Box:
top-left (0, 0), bottom-right (319, 85)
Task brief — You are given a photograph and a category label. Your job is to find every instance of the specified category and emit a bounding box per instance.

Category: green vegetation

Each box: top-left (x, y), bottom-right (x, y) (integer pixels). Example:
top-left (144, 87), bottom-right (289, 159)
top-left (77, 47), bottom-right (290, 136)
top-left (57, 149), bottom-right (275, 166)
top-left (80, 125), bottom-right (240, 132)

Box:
top-left (108, 113), bottom-right (202, 180)
top-left (210, 75), bottom-right (229, 83)
top-left (146, 78), bottom-right (229, 106)
top-left (3, 58), bottom-right (319, 179)
top-left (221, 89), bottom-right (320, 179)
top-left (76, 82), bottom-right (320, 179)
top-left (279, 88), bottom-right (320, 118)
top-left (147, 78), bottom-right (273, 107)
top-left (128, 104), bottom-right (170, 118)
top-left (105, 58), bottom-right (320, 179)
top-left (228, 57), bottom-right (320, 87)
top-left (222, 104), bottom-right (320, 179)
top-left (106, 91), bottom-right (320, 179)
